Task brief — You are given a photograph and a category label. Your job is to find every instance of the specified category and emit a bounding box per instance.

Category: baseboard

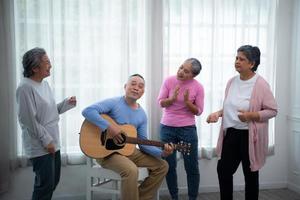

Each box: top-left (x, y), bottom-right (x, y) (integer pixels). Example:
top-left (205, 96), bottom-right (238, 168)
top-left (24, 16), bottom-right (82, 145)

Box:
top-left (287, 182), bottom-right (300, 194)
top-left (52, 194), bottom-right (84, 200)
top-left (259, 182), bottom-right (287, 189)
top-left (0, 182), bottom-right (9, 194)
top-left (52, 182), bottom-right (291, 199)
top-left (159, 181), bottom-right (288, 195)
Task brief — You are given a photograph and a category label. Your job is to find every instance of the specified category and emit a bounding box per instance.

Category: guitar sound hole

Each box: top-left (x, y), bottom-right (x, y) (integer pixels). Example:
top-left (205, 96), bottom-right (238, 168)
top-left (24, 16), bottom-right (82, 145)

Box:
top-left (105, 134), bottom-right (127, 150)
top-left (105, 139), bottom-right (125, 150)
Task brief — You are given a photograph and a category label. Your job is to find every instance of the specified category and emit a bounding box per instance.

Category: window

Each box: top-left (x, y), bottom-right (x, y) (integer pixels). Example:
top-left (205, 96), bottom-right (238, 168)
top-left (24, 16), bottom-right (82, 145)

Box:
top-left (163, 0), bottom-right (277, 157)
top-left (14, 0), bottom-right (277, 162)
top-left (14, 0), bottom-right (150, 162)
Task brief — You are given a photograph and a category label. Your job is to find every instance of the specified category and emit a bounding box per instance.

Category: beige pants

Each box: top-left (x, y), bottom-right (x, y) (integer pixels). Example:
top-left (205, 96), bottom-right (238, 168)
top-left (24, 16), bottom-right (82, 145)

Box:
top-left (97, 148), bottom-right (168, 200)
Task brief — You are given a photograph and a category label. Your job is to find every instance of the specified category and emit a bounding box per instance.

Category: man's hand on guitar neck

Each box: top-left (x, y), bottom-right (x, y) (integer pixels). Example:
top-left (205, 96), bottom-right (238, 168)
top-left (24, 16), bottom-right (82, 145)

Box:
top-left (162, 143), bottom-right (175, 158)
top-left (107, 124), bottom-right (125, 144)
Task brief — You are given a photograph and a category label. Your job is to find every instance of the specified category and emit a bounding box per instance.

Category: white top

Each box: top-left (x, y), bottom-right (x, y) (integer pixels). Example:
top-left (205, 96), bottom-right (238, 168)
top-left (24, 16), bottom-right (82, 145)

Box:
top-left (223, 74), bottom-right (258, 130)
top-left (16, 78), bottom-right (75, 158)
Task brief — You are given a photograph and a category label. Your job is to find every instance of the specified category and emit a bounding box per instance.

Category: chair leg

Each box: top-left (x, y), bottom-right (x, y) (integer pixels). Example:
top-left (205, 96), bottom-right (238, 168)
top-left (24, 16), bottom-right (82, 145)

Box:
top-left (112, 180), bottom-right (118, 200)
top-left (112, 194), bottom-right (118, 200)
top-left (87, 190), bottom-right (92, 200)
top-left (86, 177), bottom-right (92, 200)
top-left (155, 189), bottom-right (160, 200)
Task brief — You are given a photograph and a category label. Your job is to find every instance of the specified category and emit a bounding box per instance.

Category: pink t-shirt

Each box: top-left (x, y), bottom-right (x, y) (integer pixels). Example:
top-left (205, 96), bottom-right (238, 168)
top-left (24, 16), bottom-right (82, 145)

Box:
top-left (157, 75), bottom-right (204, 127)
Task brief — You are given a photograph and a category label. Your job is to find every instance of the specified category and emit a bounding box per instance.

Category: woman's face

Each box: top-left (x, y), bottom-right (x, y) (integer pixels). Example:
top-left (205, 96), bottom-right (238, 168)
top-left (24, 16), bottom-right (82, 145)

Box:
top-left (235, 52), bottom-right (253, 74)
top-left (176, 61), bottom-right (194, 81)
top-left (33, 54), bottom-right (52, 79)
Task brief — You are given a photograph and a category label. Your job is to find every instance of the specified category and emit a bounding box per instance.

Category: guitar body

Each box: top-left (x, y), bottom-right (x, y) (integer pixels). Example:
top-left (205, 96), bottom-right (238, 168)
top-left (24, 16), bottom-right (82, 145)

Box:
top-left (79, 114), bottom-right (137, 159)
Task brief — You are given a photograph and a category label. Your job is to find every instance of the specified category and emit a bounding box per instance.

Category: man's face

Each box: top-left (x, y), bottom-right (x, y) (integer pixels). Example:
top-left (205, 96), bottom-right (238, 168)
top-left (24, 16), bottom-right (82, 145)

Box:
top-left (124, 76), bottom-right (145, 100)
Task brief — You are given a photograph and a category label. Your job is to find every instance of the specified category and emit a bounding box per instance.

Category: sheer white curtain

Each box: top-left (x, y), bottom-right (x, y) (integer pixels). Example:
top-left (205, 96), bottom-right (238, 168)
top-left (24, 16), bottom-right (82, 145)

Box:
top-left (162, 0), bottom-right (277, 158)
top-left (1, 0), bottom-right (16, 192)
top-left (13, 0), bottom-right (278, 164)
top-left (14, 0), bottom-right (151, 164)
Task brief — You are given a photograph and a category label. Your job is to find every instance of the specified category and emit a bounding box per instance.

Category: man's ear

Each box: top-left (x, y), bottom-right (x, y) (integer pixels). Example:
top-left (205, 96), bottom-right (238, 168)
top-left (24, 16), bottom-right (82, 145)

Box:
top-left (124, 83), bottom-right (127, 89)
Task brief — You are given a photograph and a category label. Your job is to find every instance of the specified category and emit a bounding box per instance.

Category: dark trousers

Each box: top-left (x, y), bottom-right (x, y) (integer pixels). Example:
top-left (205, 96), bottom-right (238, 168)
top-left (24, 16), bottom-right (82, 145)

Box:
top-left (160, 124), bottom-right (200, 200)
top-left (30, 150), bottom-right (61, 200)
top-left (217, 128), bottom-right (259, 200)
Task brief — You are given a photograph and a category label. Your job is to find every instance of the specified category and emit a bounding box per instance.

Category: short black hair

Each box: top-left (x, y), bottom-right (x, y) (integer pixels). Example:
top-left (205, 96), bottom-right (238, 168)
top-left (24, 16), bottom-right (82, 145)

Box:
top-left (237, 45), bottom-right (261, 72)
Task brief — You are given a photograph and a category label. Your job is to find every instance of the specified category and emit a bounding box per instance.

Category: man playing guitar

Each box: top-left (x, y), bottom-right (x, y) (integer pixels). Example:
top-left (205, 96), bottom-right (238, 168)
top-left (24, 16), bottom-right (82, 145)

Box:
top-left (81, 74), bottom-right (174, 200)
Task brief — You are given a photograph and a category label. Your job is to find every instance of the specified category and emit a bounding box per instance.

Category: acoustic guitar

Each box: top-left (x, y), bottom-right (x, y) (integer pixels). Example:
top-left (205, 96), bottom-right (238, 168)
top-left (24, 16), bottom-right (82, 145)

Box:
top-left (79, 114), bottom-right (190, 159)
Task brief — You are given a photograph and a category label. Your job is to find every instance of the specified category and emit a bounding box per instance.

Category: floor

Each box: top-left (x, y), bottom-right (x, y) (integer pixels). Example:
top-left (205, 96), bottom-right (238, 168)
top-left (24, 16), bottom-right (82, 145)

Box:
top-left (160, 189), bottom-right (300, 200)
top-left (87, 189), bottom-right (300, 200)
top-left (1, 165), bottom-right (300, 200)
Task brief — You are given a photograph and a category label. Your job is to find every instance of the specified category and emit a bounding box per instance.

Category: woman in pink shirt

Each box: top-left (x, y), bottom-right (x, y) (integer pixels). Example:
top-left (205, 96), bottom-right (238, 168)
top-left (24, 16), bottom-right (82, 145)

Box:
top-left (207, 45), bottom-right (277, 200)
top-left (158, 58), bottom-right (204, 200)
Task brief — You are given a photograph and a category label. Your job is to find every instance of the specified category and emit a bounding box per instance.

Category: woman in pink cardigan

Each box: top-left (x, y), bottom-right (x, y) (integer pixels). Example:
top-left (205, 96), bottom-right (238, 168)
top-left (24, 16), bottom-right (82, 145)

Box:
top-left (207, 45), bottom-right (277, 200)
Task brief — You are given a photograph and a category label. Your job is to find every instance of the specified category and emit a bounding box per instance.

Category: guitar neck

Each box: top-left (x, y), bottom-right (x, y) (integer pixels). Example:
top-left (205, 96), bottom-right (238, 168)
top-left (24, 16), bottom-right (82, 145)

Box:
top-left (126, 137), bottom-right (165, 148)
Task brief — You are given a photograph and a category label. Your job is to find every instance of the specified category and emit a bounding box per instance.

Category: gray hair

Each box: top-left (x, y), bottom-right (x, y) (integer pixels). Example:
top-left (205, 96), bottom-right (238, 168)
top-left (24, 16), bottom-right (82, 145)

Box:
top-left (128, 73), bottom-right (145, 84)
top-left (22, 47), bottom-right (47, 77)
top-left (129, 73), bottom-right (144, 81)
top-left (185, 58), bottom-right (202, 76)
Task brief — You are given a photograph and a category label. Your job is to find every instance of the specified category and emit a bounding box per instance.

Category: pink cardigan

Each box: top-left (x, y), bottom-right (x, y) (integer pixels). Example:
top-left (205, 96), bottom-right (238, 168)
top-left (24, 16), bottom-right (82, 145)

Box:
top-left (216, 75), bottom-right (278, 171)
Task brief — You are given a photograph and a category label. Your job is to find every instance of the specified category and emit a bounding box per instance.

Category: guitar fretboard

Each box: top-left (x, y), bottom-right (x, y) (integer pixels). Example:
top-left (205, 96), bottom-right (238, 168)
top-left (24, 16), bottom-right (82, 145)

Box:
top-left (126, 137), bottom-right (165, 148)
top-left (124, 137), bottom-right (185, 151)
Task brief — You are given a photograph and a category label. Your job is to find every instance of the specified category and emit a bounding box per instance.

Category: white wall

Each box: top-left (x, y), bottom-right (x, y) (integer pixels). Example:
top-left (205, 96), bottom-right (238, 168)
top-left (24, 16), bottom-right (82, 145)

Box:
top-left (287, 0), bottom-right (300, 194)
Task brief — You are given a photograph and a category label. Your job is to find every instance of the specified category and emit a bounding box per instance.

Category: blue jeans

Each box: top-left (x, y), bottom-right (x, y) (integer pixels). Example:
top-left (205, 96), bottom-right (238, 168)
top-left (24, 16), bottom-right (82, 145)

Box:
top-left (160, 124), bottom-right (200, 200)
top-left (30, 150), bottom-right (61, 200)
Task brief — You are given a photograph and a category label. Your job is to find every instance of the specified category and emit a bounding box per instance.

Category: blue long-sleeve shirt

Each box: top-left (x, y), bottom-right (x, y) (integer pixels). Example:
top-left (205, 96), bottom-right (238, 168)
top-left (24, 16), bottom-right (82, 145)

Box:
top-left (82, 96), bottom-right (163, 157)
